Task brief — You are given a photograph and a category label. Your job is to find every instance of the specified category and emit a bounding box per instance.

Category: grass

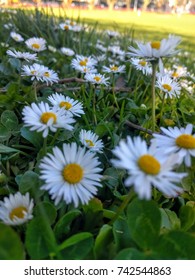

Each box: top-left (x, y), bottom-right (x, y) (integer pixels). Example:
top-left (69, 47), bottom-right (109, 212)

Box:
top-left (45, 7), bottom-right (195, 52)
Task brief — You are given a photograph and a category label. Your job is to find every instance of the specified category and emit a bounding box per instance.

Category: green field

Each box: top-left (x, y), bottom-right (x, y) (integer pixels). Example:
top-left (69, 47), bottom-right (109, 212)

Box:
top-left (48, 7), bottom-right (195, 52)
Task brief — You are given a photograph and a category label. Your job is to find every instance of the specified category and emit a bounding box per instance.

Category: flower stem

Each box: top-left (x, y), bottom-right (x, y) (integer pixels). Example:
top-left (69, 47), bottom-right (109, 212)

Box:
top-left (151, 61), bottom-right (158, 132)
top-left (159, 92), bottom-right (166, 125)
top-left (108, 190), bottom-right (134, 225)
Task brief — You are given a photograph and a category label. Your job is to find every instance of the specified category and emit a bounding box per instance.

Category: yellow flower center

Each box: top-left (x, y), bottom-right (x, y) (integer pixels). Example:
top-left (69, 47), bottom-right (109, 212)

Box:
top-left (94, 76), bottom-right (101, 82)
top-left (40, 112), bottom-right (57, 124)
top-left (151, 41), bottom-right (161, 50)
top-left (30, 70), bottom-right (36, 75)
top-left (110, 65), bottom-right (118, 71)
top-left (44, 71), bottom-right (50, 77)
top-left (175, 134), bottom-right (195, 149)
top-left (162, 84), bottom-right (172, 91)
top-left (62, 163), bottom-right (83, 184)
top-left (172, 71), bottom-right (179, 78)
top-left (59, 101), bottom-right (72, 110)
top-left (139, 60), bottom-right (147, 67)
top-left (137, 154), bottom-right (161, 175)
top-left (85, 139), bottom-right (94, 147)
top-left (32, 43), bottom-right (40, 49)
top-left (79, 60), bottom-right (87, 66)
top-left (64, 25), bottom-right (69, 30)
top-left (9, 206), bottom-right (27, 220)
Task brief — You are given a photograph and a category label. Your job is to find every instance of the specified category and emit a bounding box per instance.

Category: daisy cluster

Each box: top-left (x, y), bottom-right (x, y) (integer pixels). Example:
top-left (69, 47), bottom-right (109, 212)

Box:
top-left (0, 10), bottom-right (194, 230)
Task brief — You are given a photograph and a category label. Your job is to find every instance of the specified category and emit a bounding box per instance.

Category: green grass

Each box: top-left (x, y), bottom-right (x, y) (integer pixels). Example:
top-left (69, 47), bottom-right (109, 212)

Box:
top-left (47, 7), bottom-right (195, 53)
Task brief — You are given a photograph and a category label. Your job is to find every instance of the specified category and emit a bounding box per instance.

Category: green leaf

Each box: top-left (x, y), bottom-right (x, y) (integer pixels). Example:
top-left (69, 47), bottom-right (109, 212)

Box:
top-left (127, 199), bottom-right (161, 250)
top-left (0, 144), bottom-right (19, 153)
top-left (58, 232), bottom-right (94, 260)
top-left (179, 205), bottom-right (195, 231)
top-left (18, 170), bottom-right (41, 195)
top-left (160, 208), bottom-right (181, 230)
top-left (0, 126), bottom-right (11, 142)
top-left (54, 210), bottom-right (81, 241)
top-left (0, 223), bottom-right (24, 260)
top-left (20, 127), bottom-right (43, 149)
top-left (34, 202), bottom-right (57, 225)
top-left (114, 248), bottom-right (159, 260)
top-left (113, 217), bottom-right (133, 252)
top-left (8, 58), bottom-right (21, 71)
top-left (103, 167), bottom-right (119, 188)
top-left (181, 175), bottom-right (193, 192)
top-left (25, 218), bottom-right (50, 259)
top-left (1, 110), bottom-right (18, 130)
top-left (94, 224), bottom-right (113, 259)
top-left (157, 231), bottom-right (195, 259)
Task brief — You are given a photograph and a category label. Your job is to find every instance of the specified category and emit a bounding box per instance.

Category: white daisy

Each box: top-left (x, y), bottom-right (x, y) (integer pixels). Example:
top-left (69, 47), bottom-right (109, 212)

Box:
top-left (48, 45), bottom-right (57, 53)
top-left (59, 22), bottom-right (72, 31)
top-left (84, 73), bottom-right (110, 86)
top-left (111, 136), bottom-right (186, 199)
top-left (60, 47), bottom-right (75, 56)
top-left (22, 102), bottom-right (75, 138)
top-left (170, 65), bottom-right (188, 79)
top-left (71, 55), bottom-right (97, 70)
top-left (39, 143), bottom-right (103, 207)
top-left (10, 31), bottom-right (24, 42)
top-left (156, 74), bottom-right (181, 98)
top-left (21, 63), bottom-right (59, 85)
top-left (6, 49), bottom-right (38, 62)
top-left (25, 37), bottom-right (46, 52)
top-left (107, 45), bottom-right (125, 57)
top-left (0, 192), bottom-right (34, 226)
top-left (106, 30), bottom-right (119, 38)
top-left (79, 129), bottom-right (104, 153)
top-left (130, 58), bottom-right (152, 75)
top-left (48, 93), bottom-right (84, 117)
top-left (127, 34), bottom-right (181, 59)
top-left (102, 64), bottom-right (126, 74)
top-left (153, 124), bottom-right (195, 167)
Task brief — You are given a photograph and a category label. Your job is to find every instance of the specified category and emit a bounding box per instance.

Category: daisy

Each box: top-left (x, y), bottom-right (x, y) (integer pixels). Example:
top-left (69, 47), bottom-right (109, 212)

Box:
top-left (60, 47), bottom-right (75, 57)
top-left (130, 58), bottom-right (152, 75)
top-left (102, 64), bottom-right (126, 74)
top-left (22, 102), bottom-right (75, 138)
top-left (39, 143), bottom-right (103, 207)
top-left (79, 129), bottom-right (104, 153)
top-left (25, 37), bottom-right (46, 52)
top-left (6, 49), bottom-right (38, 62)
top-left (71, 55), bottom-right (97, 70)
top-left (153, 124), bottom-right (195, 167)
top-left (48, 93), bottom-right (84, 117)
top-left (10, 31), bottom-right (24, 42)
top-left (59, 22), bottom-right (72, 31)
top-left (107, 45), bottom-right (125, 57)
top-left (21, 63), bottom-right (59, 85)
top-left (84, 73), bottom-right (110, 86)
top-left (156, 74), bottom-right (181, 98)
top-left (48, 45), bottom-right (57, 53)
top-left (127, 34), bottom-right (181, 59)
top-left (111, 136), bottom-right (186, 199)
top-left (106, 30), bottom-right (119, 38)
top-left (0, 192), bottom-right (34, 226)
top-left (170, 65), bottom-right (188, 79)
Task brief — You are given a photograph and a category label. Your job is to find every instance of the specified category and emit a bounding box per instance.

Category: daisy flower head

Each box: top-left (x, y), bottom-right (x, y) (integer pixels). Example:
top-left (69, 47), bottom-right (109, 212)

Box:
top-left (22, 102), bottom-right (75, 138)
top-left (60, 47), bottom-right (75, 57)
top-left (6, 49), bottom-right (38, 62)
top-left (71, 55), bottom-right (97, 70)
top-left (10, 31), bottom-right (24, 42)
top-left (108, 45), bottom-right (125, 57)
top-left (25, 37), bottom-right (46, 52)
top-left (106, 30), bottom-right (119, 39)
top-left (127, 34), bottom-right (181, 59)
top-left (79, 129), bottom-right (104, 153)
top-left (130, 58), bottom-right (152, 75)
top-left (84, 73), bottom-right (110, 86)
top-left (111, 136), bottom-right (186, 200)
top-left (153, 124), bottom-right (195, 167)
top-left (48, 93), bottom-right (84, 117)
top-left (48, 45), bottom-right (57, 53)
top-left (59, 22), bottom-right (72, 31)
top-left (102, 64), bottom-right (126, 74)
top-left (39, 143), bottom-right (103, 207)
top-left (21, 63), bottom-right (59, 85)
top-left (170, 65), bottom-right (188, 79)
top-left (0, 192), bottom-right (34, 226)
top-left (156, 74), bottom-right (181, 98)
